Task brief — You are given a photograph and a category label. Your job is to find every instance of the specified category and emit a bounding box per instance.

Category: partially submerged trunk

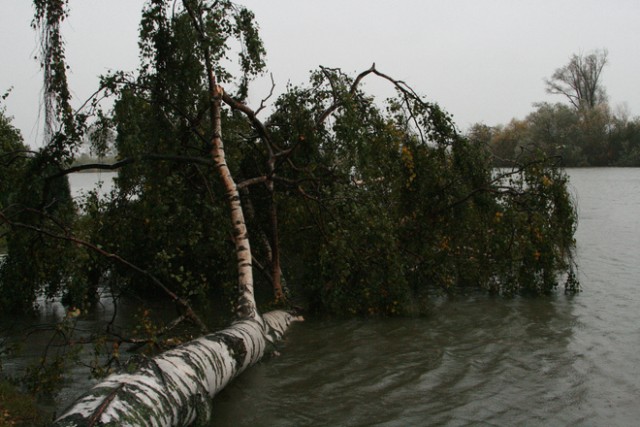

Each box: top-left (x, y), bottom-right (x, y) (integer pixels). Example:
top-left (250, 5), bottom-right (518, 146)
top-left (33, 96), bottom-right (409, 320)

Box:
top-left (53, 311), bottom-right (302, 426)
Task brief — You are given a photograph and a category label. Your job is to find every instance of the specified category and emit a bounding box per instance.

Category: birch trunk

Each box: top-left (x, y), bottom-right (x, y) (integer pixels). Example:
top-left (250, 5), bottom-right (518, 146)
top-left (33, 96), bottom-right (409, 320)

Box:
top-left (207, 84), bottom-right (258, 321)
top-left (53, 311), bottom-right (302, 426)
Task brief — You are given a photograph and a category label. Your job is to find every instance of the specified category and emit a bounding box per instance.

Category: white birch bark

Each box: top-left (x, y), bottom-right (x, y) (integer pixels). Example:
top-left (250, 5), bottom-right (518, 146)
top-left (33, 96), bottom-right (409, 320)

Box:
top-left (208, 84), bottom-right (258, 321)
top-left (53, 311), bottom-right (302, 426)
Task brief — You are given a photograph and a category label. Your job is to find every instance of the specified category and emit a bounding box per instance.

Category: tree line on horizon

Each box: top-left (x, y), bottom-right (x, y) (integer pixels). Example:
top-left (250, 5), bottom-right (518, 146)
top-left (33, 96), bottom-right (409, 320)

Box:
top-left (468, 49), bottom-right (640, 167)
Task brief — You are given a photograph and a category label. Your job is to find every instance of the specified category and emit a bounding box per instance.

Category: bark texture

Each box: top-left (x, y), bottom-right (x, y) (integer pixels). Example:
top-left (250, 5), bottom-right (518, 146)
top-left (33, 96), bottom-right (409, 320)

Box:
top-left (54, 310), bottom-right (302, 426)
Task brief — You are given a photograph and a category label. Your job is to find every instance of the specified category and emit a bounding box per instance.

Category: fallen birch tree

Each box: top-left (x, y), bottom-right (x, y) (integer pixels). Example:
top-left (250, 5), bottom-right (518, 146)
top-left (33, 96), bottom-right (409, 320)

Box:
top-left (46, 2), bottom-right (304, 424)
top-left (14, 0), bottom-right (579, 423)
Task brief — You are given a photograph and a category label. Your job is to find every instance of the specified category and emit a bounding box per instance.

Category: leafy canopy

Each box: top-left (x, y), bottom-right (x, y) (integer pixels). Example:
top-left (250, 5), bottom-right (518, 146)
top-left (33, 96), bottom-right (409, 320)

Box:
top-left (0, 1), bottom-right (579, 318)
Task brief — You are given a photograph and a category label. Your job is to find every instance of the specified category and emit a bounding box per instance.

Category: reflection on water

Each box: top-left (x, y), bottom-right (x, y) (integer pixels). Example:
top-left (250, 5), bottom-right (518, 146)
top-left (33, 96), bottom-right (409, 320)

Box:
top-left (2, 168), bottom-right (640, 426)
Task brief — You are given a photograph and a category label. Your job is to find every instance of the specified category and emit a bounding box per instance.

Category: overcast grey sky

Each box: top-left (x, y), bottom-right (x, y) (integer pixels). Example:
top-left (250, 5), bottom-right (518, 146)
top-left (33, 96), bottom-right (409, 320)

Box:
top-left (2, 0), bottom-right (639, 148)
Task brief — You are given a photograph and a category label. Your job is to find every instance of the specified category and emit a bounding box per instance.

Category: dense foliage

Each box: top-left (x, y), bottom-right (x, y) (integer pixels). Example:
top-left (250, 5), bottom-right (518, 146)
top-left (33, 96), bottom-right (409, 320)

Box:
top-left (266, 72), bottom-right (578, 316)
top-left (0, 104), bottom-right (26, 218)
top-left (0, 0), bottom-right (579, 321)
top-left (0, 102), bottom-right (82, 313)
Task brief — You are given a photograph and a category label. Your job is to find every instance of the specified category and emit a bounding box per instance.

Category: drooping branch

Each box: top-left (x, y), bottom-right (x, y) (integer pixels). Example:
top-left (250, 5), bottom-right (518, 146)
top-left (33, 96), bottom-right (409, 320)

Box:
top-left (432, 159), bottom-right (554, 216)
top-left (0, 211), bottom-right (209, 333)
top-left (0, 149), bottom-right (38, 166)
top-left (315, 64), bottom-right (450, 145)
top-left (32, 0), bottom-right (84, 157)
top-left (315, 63), bottom-right (376, 126)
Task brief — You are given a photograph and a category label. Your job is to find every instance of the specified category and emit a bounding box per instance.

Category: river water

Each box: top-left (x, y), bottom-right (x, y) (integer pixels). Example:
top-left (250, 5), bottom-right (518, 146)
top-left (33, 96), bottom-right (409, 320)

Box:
top-left (4, 169), bottom-right (640, 426)
top-left (208, 168), bottom-right (640, 427)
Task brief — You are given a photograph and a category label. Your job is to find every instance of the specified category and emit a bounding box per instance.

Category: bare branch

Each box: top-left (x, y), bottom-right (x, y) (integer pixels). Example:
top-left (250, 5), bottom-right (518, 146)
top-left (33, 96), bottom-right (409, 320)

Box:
top-left (255, 73), bottom-right (276, 116)
top-left (314, 64), bottom-right (434, 144)
top-left (315, 63), bottom-right (376, 126)
top-left (237, 175), bottom-right (269, 189)
top-left (545, 49), bottom-right (608, 110)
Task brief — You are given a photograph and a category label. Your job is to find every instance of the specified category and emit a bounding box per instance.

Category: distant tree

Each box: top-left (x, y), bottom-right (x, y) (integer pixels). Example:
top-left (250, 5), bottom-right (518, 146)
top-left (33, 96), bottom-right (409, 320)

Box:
top-left (545, 49), bottom-right (608, 111)
top-left (466, 123), bottom-right (494, 148)
top-left (525, 103), bottom-right (584, 165)
top-left (475, 50), bottom-right (640, 167)
top-left (476, 119), bottom-right (529, 166)
top-left (577, 103), bottom-right (613, 165)
top-left (467, 122), bottom-right (528, 167)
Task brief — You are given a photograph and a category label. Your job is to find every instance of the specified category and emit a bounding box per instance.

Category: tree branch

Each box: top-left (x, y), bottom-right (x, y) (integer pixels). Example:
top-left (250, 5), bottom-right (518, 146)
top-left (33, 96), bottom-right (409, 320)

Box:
top-left (255, 73), bottom-right (276, 116)
top-left (46, 154), bottom-right (213, 180)
top-left (314, 64), bottom-right (434, 144)
top-left (0, 211), bottom-right (209, 333)
top-left (315, 63), bottom-right (376, 126)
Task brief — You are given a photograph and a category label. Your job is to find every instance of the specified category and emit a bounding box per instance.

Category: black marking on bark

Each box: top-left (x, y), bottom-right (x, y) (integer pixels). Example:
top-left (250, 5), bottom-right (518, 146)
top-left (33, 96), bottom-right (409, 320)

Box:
top-left (208, 350), bottom-right (225, 388)
top-left (189, 341), bottom-right (215, 384)
top-left (218, 332), bottom-right (248, 368)
top-left (191, 391), bottom-right (212, 425)
top-left (86, 383), bottom-right (125, 426)
top-left (106, 382), bottom-right (167, 426)
top-left (126, 355), bottom-right (170, 389)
